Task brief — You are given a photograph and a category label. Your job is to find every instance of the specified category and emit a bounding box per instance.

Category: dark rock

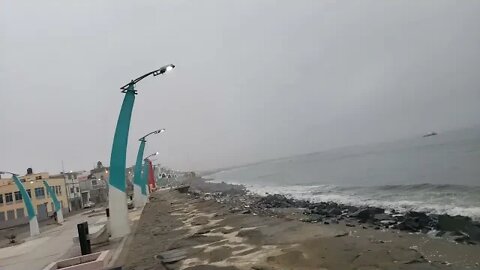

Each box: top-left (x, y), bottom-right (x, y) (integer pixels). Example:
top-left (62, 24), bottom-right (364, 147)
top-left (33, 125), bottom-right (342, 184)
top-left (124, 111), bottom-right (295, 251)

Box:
top-left (451, 230), bottom-right (465, 236)
top-left (328, 208), bottom-right (342, 216)
top-left (404, 256), bottom-right (428, 264)
top-left (465, 224), bottom-right (480, 242)
top-left (437, 215), bottom-right (480, 242)
top-left (397, 219), bottom-right (421, 232)
top-left (346, 223), bottom-right (355, 227)
top-left (302, 209), bottom-right (312, 215)
top-left (373, 213), bottom-right (391, 221)
top-left (392, 214), bottom-right (405, 222)
top-left (396, 211), bottom-right (435, 232)
top-left (406, 211), bottom-right (433, 228)
top-left (435, 231), bottom-right (446, 237)
top-left (345, 205), bottom-right (359, 213)
top-left (241, 209), bottom-right (251, 214)
top-left (323, 221), bottom-right (330, 225)
top-left (229, 207), bottom-right (242, 213)
top-left (437, 215), bottom-right (471, 231)
top-left (312, 208), bottom-right (329, 216)
top-left (350, 207), bottom-right (384, 221)
top-left (300, 214), bottom-right (323, 223)
top-left (454, 235), bottom-right (471, 243)
top-left (379, 219), bottom-right (396, 226)
top-left (257, 194), bottom-right (297, 208)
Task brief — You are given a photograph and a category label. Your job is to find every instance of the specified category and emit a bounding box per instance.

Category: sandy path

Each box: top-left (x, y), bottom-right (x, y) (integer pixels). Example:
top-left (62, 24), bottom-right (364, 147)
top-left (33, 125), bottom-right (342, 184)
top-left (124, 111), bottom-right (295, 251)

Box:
top-left (123, 190), bottom-right (480, 270)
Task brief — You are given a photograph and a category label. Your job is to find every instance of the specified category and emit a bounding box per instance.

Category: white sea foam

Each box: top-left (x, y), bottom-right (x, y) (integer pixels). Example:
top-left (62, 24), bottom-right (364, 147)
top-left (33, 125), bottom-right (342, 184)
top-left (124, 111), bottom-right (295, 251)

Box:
top-left (240, 183), bottom-right (480, 221)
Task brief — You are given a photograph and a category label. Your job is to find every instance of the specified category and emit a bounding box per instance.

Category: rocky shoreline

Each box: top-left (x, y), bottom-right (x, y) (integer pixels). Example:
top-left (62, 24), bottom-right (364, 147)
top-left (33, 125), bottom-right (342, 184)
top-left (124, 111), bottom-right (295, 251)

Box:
top-left (185, 177), bottom-right (480, 245)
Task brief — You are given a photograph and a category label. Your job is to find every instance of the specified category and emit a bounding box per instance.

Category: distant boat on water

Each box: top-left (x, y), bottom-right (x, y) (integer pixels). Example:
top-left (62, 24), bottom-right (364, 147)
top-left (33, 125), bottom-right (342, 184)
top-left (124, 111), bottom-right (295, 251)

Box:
top-left (423, 132), bottom-right (438, 138)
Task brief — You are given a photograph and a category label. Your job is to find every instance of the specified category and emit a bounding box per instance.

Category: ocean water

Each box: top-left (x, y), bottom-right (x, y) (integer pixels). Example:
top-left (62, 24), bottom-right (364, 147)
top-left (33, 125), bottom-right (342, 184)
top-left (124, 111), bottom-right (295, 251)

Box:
top-left (208, 127), bottom-right (480, 220)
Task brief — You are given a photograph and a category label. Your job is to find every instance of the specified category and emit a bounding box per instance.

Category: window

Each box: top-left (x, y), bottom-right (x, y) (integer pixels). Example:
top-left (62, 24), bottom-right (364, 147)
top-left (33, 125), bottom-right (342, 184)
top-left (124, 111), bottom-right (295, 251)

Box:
top-left (0, 194), bottom-right (3, 204)
top-left (56, 186), bottom-right (62, 195)
top-left (5, 193), bottom-right (13, 204)
top-left (91, 180), bottom-right (97, 186)
top-left (0, 212), bottom-right (5, 222)
top-left (36, 175), bottom-right (42, 180)
top-left (6, 210), bottom-right (15, 220)
top-left (14, 191), bottom-right (22, 202)
top-left (76, 187), bottom-right (80, 193)
top-left (16, 208), bottom-right (25, 218)
top-left (70, 187), bottom-right (74, 193)
top-left (34, 187), bottom-right (45, 199)
top-left (26, 189), bottom-right (32, 198)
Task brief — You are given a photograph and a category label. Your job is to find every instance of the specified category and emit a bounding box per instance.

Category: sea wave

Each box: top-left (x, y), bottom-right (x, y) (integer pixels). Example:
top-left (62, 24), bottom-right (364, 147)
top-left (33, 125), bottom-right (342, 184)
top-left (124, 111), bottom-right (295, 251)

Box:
top-left (238, 183), bottom-right (480, 221)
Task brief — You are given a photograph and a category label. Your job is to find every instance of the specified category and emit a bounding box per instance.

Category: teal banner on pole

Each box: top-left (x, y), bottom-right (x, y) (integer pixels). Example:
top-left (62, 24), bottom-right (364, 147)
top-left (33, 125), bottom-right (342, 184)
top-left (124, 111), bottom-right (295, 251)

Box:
top-left (43, 180), bottom-right (61, 211)
top-left (12, 175), bottom-right (36, 221)
top-left (109, 84), bottom-right (136, 192)
top-left (134, 139), bottom-right (146, 187)
top-left (141, 161), bottom-right (148, 195)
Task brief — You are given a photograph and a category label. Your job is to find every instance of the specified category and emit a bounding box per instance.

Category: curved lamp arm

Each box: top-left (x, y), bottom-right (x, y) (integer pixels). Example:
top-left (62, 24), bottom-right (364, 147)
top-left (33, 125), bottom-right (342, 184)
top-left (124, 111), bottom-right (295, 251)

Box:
top-left (139, 129), bottom-right (165, 142)
top-left (120, 64), bottom-right (175, 92)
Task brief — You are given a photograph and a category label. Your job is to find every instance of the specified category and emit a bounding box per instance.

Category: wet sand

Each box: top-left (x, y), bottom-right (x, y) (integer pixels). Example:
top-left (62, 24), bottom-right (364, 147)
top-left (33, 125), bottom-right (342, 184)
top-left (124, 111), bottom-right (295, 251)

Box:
top-left (124, 190), bottom-right (480, 270)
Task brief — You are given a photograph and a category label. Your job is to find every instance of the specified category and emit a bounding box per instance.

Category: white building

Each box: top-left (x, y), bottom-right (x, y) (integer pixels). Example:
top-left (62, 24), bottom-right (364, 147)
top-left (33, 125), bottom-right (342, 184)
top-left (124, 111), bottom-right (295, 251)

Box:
top-left (50, 171), bottom-right (84, 211)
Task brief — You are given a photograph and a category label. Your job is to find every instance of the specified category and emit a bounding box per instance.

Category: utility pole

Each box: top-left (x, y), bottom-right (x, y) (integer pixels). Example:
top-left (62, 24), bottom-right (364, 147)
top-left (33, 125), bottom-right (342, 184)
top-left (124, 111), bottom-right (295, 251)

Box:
top-left (62, 160), bottom-right (71, 212)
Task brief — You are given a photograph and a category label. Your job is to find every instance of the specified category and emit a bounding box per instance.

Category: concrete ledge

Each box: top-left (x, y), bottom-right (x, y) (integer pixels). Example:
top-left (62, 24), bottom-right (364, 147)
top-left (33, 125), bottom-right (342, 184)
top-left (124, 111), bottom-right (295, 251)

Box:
top-left (42, 250), bottom-right (111, 270)
top-left (73, 222), bottom-right (109, 245)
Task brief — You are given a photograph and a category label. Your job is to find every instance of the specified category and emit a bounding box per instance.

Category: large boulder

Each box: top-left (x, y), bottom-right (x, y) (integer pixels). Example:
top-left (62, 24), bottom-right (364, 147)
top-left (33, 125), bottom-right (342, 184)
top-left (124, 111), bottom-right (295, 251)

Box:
top-left (257, 194), bottom-right (296, 208)
top-left (396, 211), bottom-right (435, 232)
top-left (373, 213), bottom-right (391, 221)
top-left (350, 207), bottom-right (384, 221)
top-left (465, 223), bottom-right (480, 242)
top-left (437, 215), bottom-right (472, 231)
top-left (327, 208), bottom-right (342, 217)
top-left (397, 218), bottom-right (421, 232)
top-left (437, 215), bottom-right (480, 242)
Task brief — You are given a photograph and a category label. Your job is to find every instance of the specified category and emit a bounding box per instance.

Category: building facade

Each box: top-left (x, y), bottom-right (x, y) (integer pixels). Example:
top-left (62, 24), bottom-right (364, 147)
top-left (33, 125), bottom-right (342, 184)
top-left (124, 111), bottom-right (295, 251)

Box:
top-left (78, 176), bottom-right (108, 204)
top-left (0, 172), bottom-right (68, 229)
top-left (50, 171), bottom-right (84, 211)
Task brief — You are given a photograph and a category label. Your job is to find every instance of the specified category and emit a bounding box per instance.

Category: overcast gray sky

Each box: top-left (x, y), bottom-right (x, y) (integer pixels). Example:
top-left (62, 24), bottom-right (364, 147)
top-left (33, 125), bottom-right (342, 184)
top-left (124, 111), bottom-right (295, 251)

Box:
top-left (1, 0), bottom-right (479, 174)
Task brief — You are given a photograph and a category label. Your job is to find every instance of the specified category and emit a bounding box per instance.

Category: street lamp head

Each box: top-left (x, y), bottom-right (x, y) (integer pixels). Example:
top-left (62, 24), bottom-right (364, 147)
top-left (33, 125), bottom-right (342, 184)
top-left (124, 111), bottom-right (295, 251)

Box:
top-left (121, 64), bottom-right (176, 91)
top-left (145, 152), bottom-right (159, 160)
top-left (153, 64), bottom-right (175, 76)
top-left (155, 128), bottom-right (166, 134)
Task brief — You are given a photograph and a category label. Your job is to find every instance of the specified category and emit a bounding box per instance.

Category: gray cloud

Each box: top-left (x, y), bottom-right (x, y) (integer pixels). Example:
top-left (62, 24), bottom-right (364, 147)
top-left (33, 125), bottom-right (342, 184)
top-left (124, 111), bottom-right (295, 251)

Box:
top-left (1, 0), bottom-right (479, 174)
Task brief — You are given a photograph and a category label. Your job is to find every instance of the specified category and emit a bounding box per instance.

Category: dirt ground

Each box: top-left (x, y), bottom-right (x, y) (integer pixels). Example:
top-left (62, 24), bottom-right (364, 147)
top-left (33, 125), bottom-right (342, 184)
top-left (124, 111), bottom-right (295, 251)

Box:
top-left (123, 190), bottom-right (480, 270)
top-left (0, 218), bottom-right (59, 248)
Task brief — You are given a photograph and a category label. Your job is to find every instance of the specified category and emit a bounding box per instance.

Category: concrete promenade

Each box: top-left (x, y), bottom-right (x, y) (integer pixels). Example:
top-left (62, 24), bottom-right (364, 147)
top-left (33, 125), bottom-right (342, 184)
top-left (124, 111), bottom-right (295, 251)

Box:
top-left (0, 212), bottom-right (103, 270)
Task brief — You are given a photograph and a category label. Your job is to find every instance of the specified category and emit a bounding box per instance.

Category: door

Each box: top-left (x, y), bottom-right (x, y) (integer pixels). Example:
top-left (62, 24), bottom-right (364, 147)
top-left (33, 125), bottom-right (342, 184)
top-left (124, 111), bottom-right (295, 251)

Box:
top-left (37, 203), bottom-right (48, 220)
